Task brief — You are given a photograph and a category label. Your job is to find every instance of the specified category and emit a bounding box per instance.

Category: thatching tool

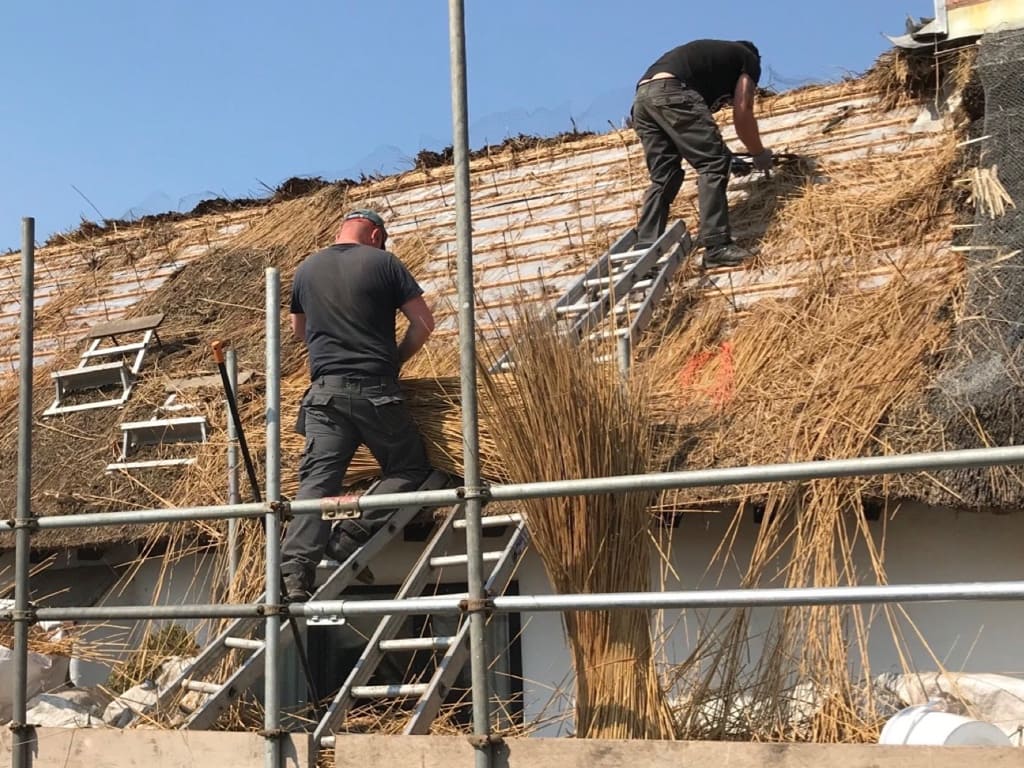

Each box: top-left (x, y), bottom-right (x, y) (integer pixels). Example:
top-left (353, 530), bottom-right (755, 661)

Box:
top-left (730, 150), bottom-right (802, 179)
top-left (209, 339), bottom-right (322, 717)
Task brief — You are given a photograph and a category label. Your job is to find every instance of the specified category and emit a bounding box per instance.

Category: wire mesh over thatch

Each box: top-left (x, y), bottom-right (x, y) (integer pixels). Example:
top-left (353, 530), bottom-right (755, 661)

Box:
top-left (912, 29), bottom-right (1024, 511)
top-left (480, 314), bottom-right (676, 740)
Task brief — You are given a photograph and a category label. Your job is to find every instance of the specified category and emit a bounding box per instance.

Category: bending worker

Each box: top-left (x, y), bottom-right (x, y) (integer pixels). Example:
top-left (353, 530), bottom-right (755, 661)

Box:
top-left (632, 39), bottom-right (773, 268)
top-left (281, 209), bottom-right (435, 602)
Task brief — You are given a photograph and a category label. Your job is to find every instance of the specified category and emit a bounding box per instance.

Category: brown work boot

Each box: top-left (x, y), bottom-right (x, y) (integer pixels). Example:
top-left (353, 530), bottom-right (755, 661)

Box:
top-left (702, 242), bottom-right (750, 269)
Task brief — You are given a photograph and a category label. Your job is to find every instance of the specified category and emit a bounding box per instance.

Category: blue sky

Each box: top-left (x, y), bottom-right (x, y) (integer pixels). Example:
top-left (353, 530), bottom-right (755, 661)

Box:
top-left (2, 1), bottom-right (932, 249)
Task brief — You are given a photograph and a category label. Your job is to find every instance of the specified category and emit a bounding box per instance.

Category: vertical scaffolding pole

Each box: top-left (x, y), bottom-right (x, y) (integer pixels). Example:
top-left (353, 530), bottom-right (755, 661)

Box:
top-left (617, 334), bottom-right (631, 378)
top-left (13, 218), bottom-right (36, 768)
top-left (446, 4), bottom-right (494, 768)
top-left (226, 347), bottom-right (241, 581)
top-left (264, 268), bottom-right (282, 768)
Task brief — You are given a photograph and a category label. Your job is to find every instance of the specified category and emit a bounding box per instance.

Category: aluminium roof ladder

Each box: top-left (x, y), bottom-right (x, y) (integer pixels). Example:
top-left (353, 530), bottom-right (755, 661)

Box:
top-left (313, 506), bottom-right (526, 747)
top-left (489, 222), bottom-right (691, 373)
top-left (155, 468), bottom-right (456, 729)
top-left (43, 312), bottom-right (165, 417)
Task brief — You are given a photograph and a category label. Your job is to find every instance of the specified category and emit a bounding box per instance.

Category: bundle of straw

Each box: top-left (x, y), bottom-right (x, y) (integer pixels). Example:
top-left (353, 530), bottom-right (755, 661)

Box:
top-left (480, 313), bottom-right (675, 740)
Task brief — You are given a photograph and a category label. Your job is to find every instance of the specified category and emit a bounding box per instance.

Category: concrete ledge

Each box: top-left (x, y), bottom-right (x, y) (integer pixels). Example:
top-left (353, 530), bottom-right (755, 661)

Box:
top-left (334, 734), bottom-right (1024, 768)
top-left (2, 728), bottom-right (311, 768)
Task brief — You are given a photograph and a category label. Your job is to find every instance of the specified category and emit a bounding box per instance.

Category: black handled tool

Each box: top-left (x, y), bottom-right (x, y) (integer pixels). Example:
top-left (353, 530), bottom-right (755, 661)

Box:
top-left (211, 339), bottom-right (322, 718)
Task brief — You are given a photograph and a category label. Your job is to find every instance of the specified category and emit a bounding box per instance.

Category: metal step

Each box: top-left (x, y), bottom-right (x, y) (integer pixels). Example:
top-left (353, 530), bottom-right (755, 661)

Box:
top-left (583, 272), bottom-right (632, 289)
top-left (52, 361), bottom-right (131, 392)
top-left (429, 551), bottom-right (502, 568)
top-left (105, 458), bottom-right (196, 472)
top-left (181, 679), bottom-right (223, 695)
top-left (453, 513), bottom-right (522, 529)
top-left (79, 341), bottom-right (148, 359)
top-left (586, 327), bottom-right (630, 342)
top-left (609, 248), bottom-right (650, 263)
top-left (352, 683), bottom-right (429, 699)
top-left (612, 302), bottom-right (647, 315)
top-left (223, 637), bottom-right (264, 651)
top-left (555, 301), bottom-right (601, 315)
top-left (379, 636), bottom-right (455, 652)
top-left (121, 416), bottom-right (207, 444)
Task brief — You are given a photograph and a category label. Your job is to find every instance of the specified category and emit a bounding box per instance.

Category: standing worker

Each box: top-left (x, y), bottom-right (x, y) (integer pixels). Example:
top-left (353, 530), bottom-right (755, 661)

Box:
top-left (281, 209), bottom-right (435, 602)
top-left (632, 39), bottom-right (774, 268)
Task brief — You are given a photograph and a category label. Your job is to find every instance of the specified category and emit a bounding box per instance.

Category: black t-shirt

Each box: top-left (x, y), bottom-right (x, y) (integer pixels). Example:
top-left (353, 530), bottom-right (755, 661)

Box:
top-left (290, 243), bottom-right (423, 380)
top-left (641, 39), bottom-right (761, 110)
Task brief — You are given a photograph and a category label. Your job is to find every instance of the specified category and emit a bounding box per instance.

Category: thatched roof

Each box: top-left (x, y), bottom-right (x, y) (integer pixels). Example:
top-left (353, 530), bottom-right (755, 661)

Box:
top-left (1, 43), bottom-right (1019, 551)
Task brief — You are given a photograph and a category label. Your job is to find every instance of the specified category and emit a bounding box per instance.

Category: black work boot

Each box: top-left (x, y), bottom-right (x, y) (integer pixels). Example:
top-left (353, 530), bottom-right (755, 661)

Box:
top-left (281, 563), bottom-right (313, 603)
top-left (702, 242), bottom-right (751, 269)
top-left (326, 525), bottom-right (375, 586)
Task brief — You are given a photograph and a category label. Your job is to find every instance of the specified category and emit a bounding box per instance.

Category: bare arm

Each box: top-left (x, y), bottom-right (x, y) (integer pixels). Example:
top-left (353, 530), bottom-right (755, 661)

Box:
top-left (732, 73), bottom-right (765, 155)
top-left (290, 313), bottom-right (306, 342)
top-left (397, 295), bottom-right (435, 364)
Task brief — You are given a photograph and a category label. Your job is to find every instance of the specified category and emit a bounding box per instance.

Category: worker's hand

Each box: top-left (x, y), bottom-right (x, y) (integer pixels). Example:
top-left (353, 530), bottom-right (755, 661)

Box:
top-left (751, 148), bottom-right (774, 172)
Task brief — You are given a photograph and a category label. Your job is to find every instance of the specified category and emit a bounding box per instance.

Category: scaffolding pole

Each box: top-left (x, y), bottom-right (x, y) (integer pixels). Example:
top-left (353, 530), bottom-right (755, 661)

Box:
top-left (7, 445), bottom-right (1024, 533)
top-left (12, 217), bottom-right (35, 768)
top-left (226, 347), bottom-right (241, 581)
top-left (8, 579), bottom-right (1024, 623)
top-left (447, 1), bottom-right (494, 765)
top-left (264, 268), bottom-right (282, 768)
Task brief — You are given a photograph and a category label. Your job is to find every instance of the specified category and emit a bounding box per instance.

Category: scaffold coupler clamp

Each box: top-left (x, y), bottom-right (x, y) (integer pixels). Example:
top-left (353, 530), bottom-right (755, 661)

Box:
top-left (457, 483), bottom-right (492, 506)
top-left (466, 733), bottom-right (505, 749)
top-left (320, 494), bottom-right (363, 521)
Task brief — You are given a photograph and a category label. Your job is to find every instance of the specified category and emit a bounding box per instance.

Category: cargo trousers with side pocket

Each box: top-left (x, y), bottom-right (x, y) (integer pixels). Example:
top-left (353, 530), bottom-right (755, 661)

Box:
top-left (280, 374), bottom-right (433, 590)
top-left (632, 78), bottom-right (732, 248)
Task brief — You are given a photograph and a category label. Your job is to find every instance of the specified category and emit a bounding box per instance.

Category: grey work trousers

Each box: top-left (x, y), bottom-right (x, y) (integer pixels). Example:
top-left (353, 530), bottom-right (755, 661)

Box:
top-left (632, 78), bottom-right (732, 248)
top-left (281, 375), bottom-right (432, 588)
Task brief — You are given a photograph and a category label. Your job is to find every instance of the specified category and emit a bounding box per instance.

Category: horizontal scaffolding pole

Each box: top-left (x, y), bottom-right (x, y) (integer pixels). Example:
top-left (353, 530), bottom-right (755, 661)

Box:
top-left (0, 502), bottom-right (269, 531)
top-left (301, 445), bottom-right (1024, 515)
top-left (3, 445), bottom-right (1024, 533)
top-left (9, 580), bottom-right (1024, 623)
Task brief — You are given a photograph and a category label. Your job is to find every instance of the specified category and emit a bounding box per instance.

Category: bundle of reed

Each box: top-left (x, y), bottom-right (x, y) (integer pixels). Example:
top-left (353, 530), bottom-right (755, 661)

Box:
top-left (480, 311), bottom-right (675, 740)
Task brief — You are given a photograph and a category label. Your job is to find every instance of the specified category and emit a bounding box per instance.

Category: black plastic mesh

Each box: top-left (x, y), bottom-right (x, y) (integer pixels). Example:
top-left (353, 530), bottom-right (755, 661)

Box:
top-left (926, 29), bottom-right (1024, 510)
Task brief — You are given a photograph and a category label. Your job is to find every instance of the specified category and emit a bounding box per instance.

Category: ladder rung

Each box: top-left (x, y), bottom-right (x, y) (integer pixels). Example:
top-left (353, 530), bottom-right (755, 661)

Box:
top-left (352, 683), bottom-right (429, 699)
top-left (632, 278), bottom-right (655, 291)
top-left (181, 679), bottom-right (223, 695)
top-left (80, 341), bottom-right (148, 359)
top-left (587, 328), bottom-right (629, 341)
top-left (555, 301), bottom-right (600, 315)
top-left (583, 273), bottom-right (630, 289)
top-left (453, 513), bottom-right (522, 529)
top-left (612, 303), bottom-right (646, 315)
top-left (379, 636), bottom-right (455, 652)
top-left (429, 551), bottom-right (502, 568)
top-left (223, 637), bottom-right (264, 651)
top-left (610, 248), bottom-right (649, 262)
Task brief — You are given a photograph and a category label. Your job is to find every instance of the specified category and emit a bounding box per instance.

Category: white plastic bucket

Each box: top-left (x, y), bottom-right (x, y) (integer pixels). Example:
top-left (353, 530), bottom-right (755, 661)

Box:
top-left (879, 703), bottom-right (1012, 746)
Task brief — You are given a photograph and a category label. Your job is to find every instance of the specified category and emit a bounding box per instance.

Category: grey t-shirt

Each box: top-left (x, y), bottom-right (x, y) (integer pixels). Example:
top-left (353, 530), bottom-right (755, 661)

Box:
top-left (290, 243), bottom-right (423, 380)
